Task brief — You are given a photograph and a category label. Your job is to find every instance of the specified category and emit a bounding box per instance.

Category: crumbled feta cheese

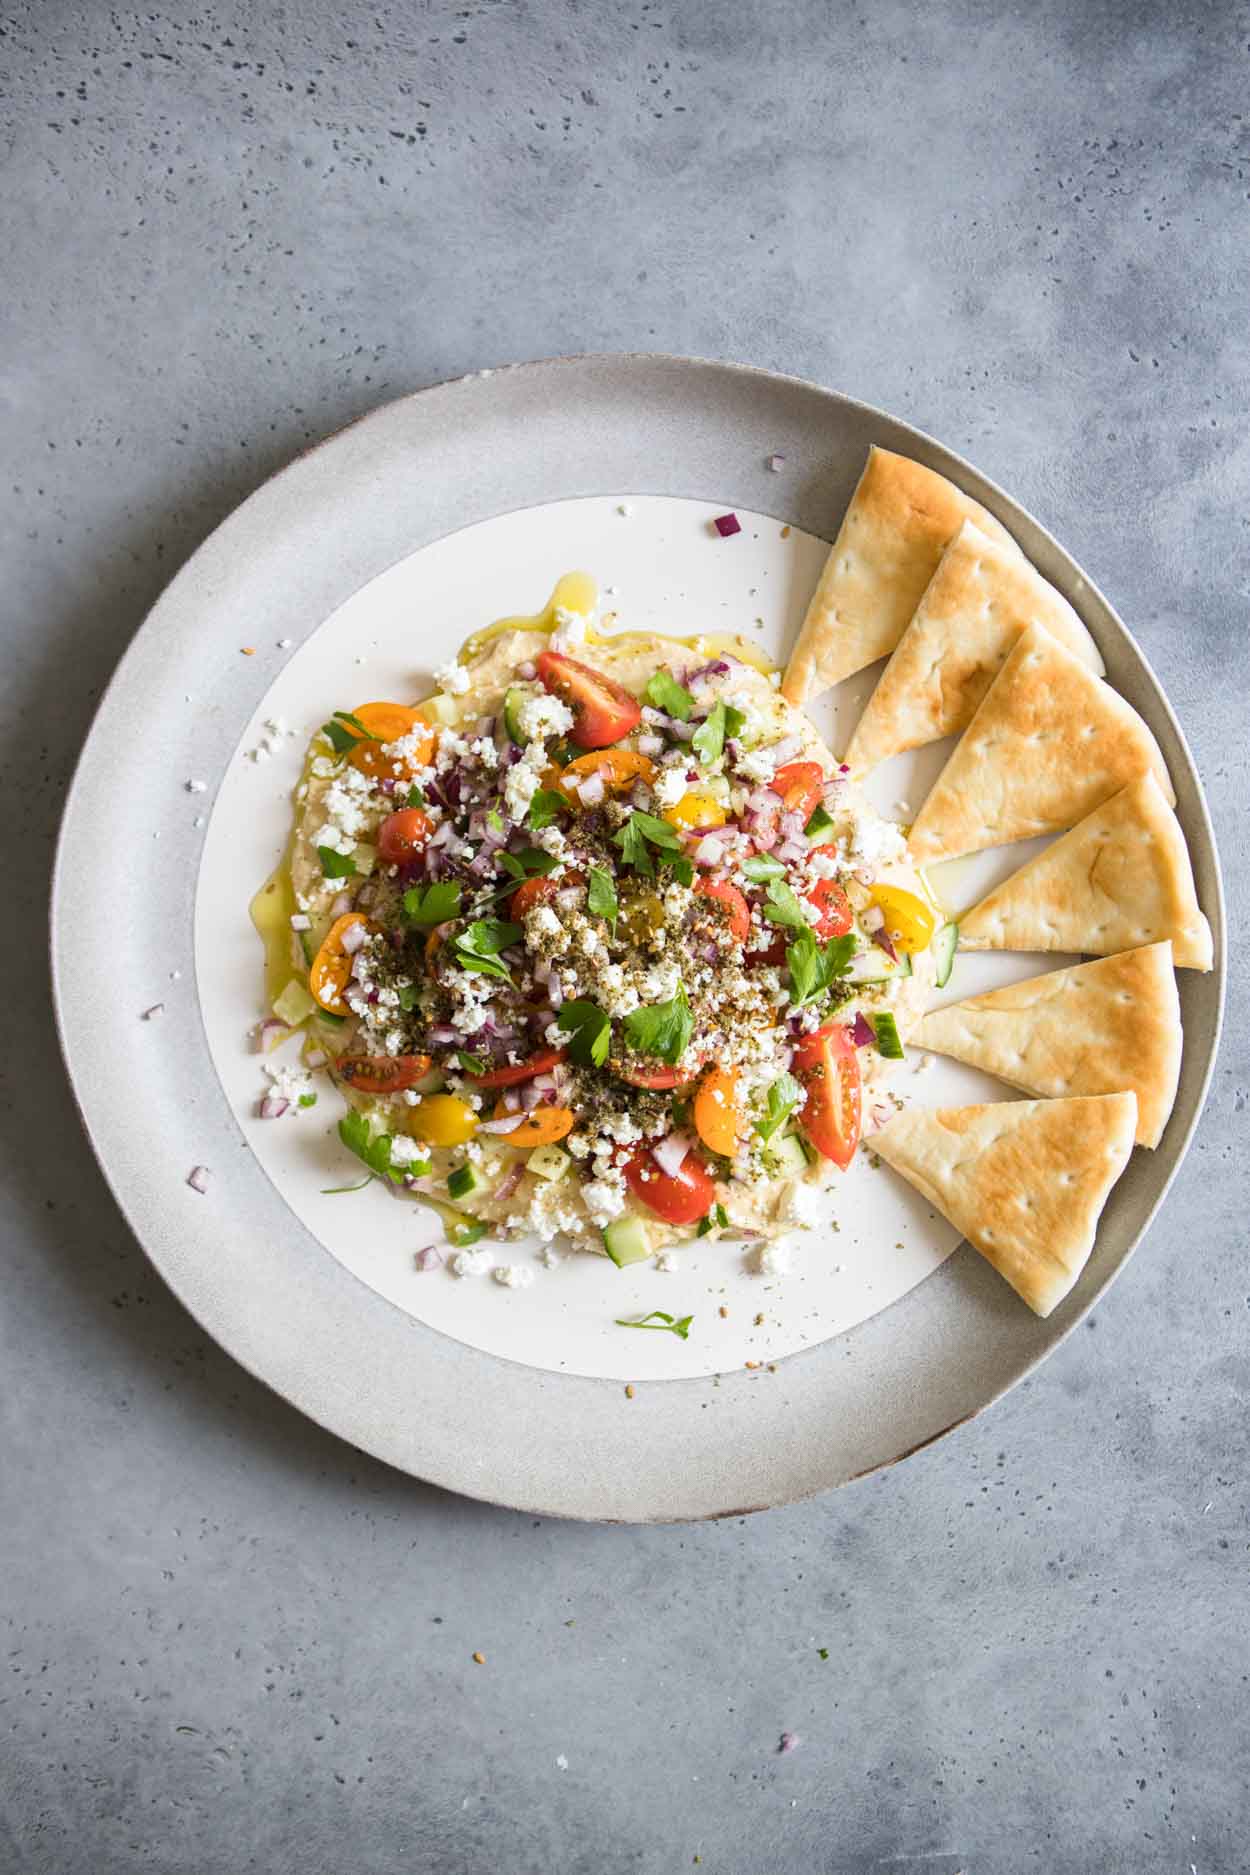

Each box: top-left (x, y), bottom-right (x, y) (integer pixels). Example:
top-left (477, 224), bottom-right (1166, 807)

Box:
top-left (652, 766), bottom-right (689, 808)
top-left (581, 1175), bottom-right (627, 1228)
top-left (539, 1244), bottom-right (563, 1268)
top-left (736, 746), bottom-right (778, 784)
top-left (492, 1264), bottom-right (535, 1289)
top-left (515, 690), bottom-right (575, 742)
top-left (503, 745), bottom-right (547, 821)
top-left (655, 1251), bottom-right (681, 1272)
top-left (450, 1248), bottom-right (495, 1278)
top-left (753, 1241), bottom-right (792, 1276)
top-left (550, 607), bottom-right (589, 652)
top-left (786, 1182), bottom-right (822, 1227)
top-left (851, 814), bottom-right (908, 871)
top-left (389, 1136), bottom-right (426, 1169)
top-left (434, 659), bottom-right (471, 695)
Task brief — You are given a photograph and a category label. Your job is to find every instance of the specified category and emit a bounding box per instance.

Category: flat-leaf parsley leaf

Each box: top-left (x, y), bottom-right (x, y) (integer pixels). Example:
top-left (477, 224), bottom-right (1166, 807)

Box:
top-left (317, 846), bottom-right (358, 879)
top-left (614, 1310), bottom-right (694, 1340)
top-left (786, 930), bottom-right (857, 1009)
top-left (644, 669), bottom-right (695, 721)
top-left (402, 880), bottom-right (462, 925)
top-left (623, 981), bottom-right (693, 1065)
top-left (587, 865), bottom-right (618, 932)
top-left (557, 1000), bottom-right (612, 1067)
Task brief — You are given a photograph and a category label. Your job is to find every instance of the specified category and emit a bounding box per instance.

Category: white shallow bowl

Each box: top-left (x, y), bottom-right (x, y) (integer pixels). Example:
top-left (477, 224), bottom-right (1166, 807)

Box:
top-left (52, 356), bottom-right (1225, 1522)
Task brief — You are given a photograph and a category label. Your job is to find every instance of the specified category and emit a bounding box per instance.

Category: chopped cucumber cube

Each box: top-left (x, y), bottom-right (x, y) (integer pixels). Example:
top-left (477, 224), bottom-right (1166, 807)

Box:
top-left (872, 1012), bottom-right (905, 1060)
top-left (933, 921), bottom-right (958, 989)
top-left (764, 1132), bottom-right (808, 1178)
top-left (352, 842), bottom-right (377, 878)
top-left (528, 1144), bottom-right (572, 1183)
top-left (602, 1215), bottom-right (653, 1267)
top-left (503, 682), bottom-right (540, 745)
top-left (447, 1163), bottom-right (488, 1202)
top-left (419, 693), bottom-right (459, 726)
top-left (272, 977), bottom-right (317, 1027)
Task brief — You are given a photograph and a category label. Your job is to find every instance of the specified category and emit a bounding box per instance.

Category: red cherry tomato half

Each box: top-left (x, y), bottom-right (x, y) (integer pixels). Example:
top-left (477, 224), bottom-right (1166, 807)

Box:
top-left (509, 876), bottom-right (557, 920)
top-left (624, 1147), bottom-right (718, 1226)
top-left (470, 1047), bottom-right (568, 1089)
top-left (377, 807), bottom-right (434, 865)
top-left (534, 650), bottom-right (642, 749)
top-left (805, 853), bottom-right (854, 939)
top-left (791, 1022), bottom-right (861, 1169)
top-left (693, 877), bottom-right (751, 943)
top-left (772, 761), bottom-right (825, 822)
top-left (613, 1059), bottom-right (702, 1090)
top-left (335, 1053), bottom-right (432, 1095)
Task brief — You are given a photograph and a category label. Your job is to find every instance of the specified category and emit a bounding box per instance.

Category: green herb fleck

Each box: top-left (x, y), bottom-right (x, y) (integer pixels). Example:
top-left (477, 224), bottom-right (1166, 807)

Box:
top-left (405, 783), bottom-right (426, 808)
top-left (527, 789), bottom-right (567, 831)
top-left (401, 880), bottom-right (462, 926)
top-left (755, 1072), bottom-right (802, 1142)
top-left (587, 865), bottom-right (618, 933)
top-left (317, 845), bottom-right (358, 880)
top-left (456, 1050), bottom-right (488, 1075)
top-left (298, 1092), bottom-right (318, 1109)
top-left (696, 1202), bottom-right (730, 1237)
top-left (692, 701), bottom-right (728, 766)
top-left (447, 1219), bottom-right (488, 1248)
top-left (613, 809), bottom-right (681, 877)
top-left (320, 1176), bottom-right (373, 1195)
top-left (644, 669), bottom-right (695, 721)
top-left (818, 1647), bottom-right (829, 1661)
top-left (337, 1109), bottom-right (403, 1183)
top-left (557, 999), bottom-right (612, 1068)
top-left (320, 710), bottom-right (369, 755)
top-left (622, 981), bottom-right (693, 1065)
top-left (669, 854), bottom-right (695, 888)
top-left (614, 1310), bottom-right (693, 1340)
top-left (397, 983), bottom-right (419, 1012)
top-left (763, 878), bottom-right (812, 931)
top-left (486, 808), bottom-right (505, 834)
top-left (787, 930), bottom-right (857, 1009)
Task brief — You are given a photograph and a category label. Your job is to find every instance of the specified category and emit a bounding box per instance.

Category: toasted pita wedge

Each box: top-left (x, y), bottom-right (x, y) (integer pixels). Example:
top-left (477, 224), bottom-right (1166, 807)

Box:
top-left (874, 1093), bottom-right (1137, 1316)
top-left (959, 773), bottom-right (1213, 970)
top-left (781, 448), bottom-right (1017, 705)
top-left (907, 623), bottom-right (1174, 864)
top-left (912, 944), bottom-right (1180, 1148)
top-left (843, 522), bottom-right (1104, 774)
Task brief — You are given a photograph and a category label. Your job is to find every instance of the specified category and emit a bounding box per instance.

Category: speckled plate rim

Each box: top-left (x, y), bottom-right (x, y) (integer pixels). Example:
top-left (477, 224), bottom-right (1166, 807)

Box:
top-left (51, 354), bottom-right (1226, 1522)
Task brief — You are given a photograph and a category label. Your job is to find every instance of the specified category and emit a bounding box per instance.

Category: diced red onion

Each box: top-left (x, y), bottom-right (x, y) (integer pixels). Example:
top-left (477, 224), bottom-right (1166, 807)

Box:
top-left (778, 1732), bottom-right (801, 1755)
top-left (767, 453), bottom-right (786, 473)
top-left (871, 925), bottom-right (899, 962)
top-left (304, 1047), bottom-right (328, 1069)
top-left (850, 1012), bottom-right (876, 1049)
top-left (515, 659), bottom-right (537, 680)
top-left (475, 715), bottom-right (494, 737)
top-left (428, 1023), bottom-right (459, 1044)
top-left (712, 512), bottom-right (741, 537)
top-left (503, 1087), bottom-right (522, 1112)
top-left (330, 892), bottom-right (353, 918)
top-left (637, 733), bottom-right (664, 756)
top-left (686, 657), bottom-right (736, 684)
top-left (255, 1018), bottom-right (288, 1052)
top-left (493, 1162), bottom-right (524, 1203)
top-left (259, 1094), bottom-right (290, 1119)
top-left (577, 772), bottom-right (606, 807)
top-left (186, 1165), bottom-right (210, 1194)
top-left (531, 1073), bottom-right (557, 1094)
top-left (520, 1082), bottom-right (543, 1112)
top-left (479, 1113), bottom-right (527, 1135)
top-left (694, 833), bottom-right (727, 866)
top-left (861, 904), bottom-right (885, 932)
top-left (414, 1246), bottom-right (443, 1271)
top-left (779, 809), bottom-right (805, 840)
top-left (427, 819), bottom-right (456, 849)
top-left (547, 980), bottom-right (565, 1009)
top-left (747, 785), bottom-right (782, 814)
top-left (652, 1132), bottom-right (692, 1177)
top-left (341, 922), bottom-right (368, 955)
top-left (775, 839), bottom-right (806, 863)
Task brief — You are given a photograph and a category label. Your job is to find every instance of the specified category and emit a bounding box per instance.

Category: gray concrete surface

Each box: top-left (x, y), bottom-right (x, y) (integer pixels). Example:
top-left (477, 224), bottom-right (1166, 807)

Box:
top-left (3, 1), bottom-right (1248, 1869)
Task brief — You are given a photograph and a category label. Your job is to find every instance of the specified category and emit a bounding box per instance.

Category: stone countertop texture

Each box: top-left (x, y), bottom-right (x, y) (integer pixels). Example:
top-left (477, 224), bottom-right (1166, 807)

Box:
top-left (3, 2), bottom-right (1247, 1871)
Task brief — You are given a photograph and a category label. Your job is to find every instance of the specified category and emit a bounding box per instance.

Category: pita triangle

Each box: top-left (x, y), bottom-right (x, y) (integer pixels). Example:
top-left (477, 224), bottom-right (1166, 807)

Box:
top-left (874, 1093), bottom-right (1138, 1317)
top-left (843, 521), bottom-right (1104, 774)
top-left (907, 623), bottom-right (1175, 864)
top-left (781, 447), bottom-right (1017, 705)
top-left (959, 773), bottom-right (1213, 970)
top-left (912, 944), bottom-right (1181, 1148)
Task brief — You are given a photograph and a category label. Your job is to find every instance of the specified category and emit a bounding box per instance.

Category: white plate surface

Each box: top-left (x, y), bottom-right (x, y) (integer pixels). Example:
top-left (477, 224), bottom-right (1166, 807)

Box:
top-left (53, 357), bottom-right (1224, 1519)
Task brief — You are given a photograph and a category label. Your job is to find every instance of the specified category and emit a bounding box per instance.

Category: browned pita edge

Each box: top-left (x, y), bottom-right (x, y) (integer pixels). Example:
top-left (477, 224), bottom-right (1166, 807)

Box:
top-left (912, 943), bottom-right (1181, 1148)
top-left (958, 772), bottom-right (1213, 970)
top-left (781, 447), bottom-right (1017, 706)
top-left (906, 622), bottom-right (1175, 865)
top-left (873, 1093), bottom-right (1138, 1316)
top-left (843, 521), bottom-right (1104, 774)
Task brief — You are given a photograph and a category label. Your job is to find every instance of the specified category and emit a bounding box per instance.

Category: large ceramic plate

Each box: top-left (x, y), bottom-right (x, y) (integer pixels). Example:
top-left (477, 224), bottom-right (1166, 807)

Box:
top-left (52, 356), bottom-right (1224, 1521)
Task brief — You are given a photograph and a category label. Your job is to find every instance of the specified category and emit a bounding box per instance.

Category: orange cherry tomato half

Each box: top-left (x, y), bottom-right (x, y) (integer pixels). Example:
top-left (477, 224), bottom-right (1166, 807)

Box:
top-left (308, 912), bottom-right (373, 1013)
top-left (556, 749), bottom-right (656, 798)
top-left (692, 1066), bottom-right (743, 1157)
top-left (693, 877), bottom-right (751, 943)
top-left (377, 807), bottom-right (434, 864)
top-left (472, 1047), bottom-right (567, 1089)
top-left (773, 761), bottom-right (825, 822)
top-left (335, 1053), bottom-right (432, 1095)
top-left (534, 650), bottom-right (642, 749)
top-left (496, 1104), bottom-right (575, 1148)
top-left (346, 705), bottom-right (435, 780)
top-left (791, 1022), bottom-right (861, 1170)
top-left (623, 1147), bottom-right (718, 1226)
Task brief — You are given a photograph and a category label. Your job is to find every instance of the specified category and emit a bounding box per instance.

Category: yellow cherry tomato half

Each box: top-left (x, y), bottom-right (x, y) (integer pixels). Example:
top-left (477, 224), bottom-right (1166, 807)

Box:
top-left (409, 1094), bottom-right (479, 1148)
top-left (663, 788), bottom-right (727, 831)
top-left (693, 1067), bottom-right (743, 1158)
top-left (869, 884), bottom-right (937, 955)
